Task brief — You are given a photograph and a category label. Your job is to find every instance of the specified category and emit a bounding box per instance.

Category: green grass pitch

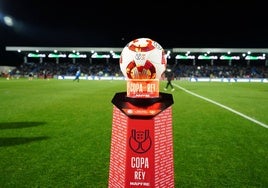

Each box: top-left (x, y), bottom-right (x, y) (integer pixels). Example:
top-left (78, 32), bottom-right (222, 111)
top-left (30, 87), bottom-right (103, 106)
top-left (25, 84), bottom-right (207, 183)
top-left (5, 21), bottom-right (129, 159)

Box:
top-left (0, 78), bottom-right (268, 187)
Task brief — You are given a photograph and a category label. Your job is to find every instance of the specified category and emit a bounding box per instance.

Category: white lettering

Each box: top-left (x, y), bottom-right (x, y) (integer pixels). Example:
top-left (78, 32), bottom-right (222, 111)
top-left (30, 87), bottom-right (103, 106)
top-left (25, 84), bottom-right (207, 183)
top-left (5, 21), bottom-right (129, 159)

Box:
top-left (147, 83), bottom-right (156, 92)
top-left (134, 171), bottom-right (146, 180)
top-left (131, 157), bottom-right (149, 168)
top-left (129, 83), bottom-right (143, 92)
top-left (130, 181), bottom-right (150, 186)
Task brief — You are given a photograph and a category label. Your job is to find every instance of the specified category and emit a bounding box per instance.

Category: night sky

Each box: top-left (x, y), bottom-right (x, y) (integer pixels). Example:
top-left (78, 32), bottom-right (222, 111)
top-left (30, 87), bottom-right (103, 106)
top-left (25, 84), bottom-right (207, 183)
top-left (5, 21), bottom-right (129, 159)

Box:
top-left (1, 0), bottom-right (267, 64)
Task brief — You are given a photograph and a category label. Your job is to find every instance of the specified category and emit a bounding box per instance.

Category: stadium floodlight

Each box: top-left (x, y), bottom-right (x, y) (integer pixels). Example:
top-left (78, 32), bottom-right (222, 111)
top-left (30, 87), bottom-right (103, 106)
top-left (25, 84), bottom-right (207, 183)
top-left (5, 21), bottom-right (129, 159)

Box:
top-left (198, 55), bottom-right (218, 60)
top-left (112, 53), bottom-right (120, 59)
top-left (109, 51), bottom-right (120, 59)
top-left (245, 55), bottom-right (265, 60)
top-left (175, 54), bottom-right (195, 59)
top-left (27, 53), bottom-right (46, 58)
top-left (220, 55), bottom-right (240, 60)
top-left (48, 53), bottom-right (67, 58)
top-left (91, 52), bottom-right (110, 58)
top-left (68, 53), bottom-right (87, 58)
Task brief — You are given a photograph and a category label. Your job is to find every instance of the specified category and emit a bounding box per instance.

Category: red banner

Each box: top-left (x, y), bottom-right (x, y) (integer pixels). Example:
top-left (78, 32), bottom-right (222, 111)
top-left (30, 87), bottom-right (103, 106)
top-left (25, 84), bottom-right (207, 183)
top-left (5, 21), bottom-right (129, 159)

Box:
top-left (125, 118), bottom-right (155, 187)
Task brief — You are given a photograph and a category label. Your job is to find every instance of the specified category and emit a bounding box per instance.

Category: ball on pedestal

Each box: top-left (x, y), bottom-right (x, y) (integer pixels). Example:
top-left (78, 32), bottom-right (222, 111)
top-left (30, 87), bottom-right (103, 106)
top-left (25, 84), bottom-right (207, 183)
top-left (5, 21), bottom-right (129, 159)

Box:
top-left (119, 38), bottom-right (167, 80)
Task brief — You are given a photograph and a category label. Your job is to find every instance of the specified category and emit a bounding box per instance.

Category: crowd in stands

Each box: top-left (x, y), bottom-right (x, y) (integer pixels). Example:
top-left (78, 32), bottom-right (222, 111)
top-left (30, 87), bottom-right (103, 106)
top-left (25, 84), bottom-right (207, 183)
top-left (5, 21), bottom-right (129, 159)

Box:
top-left (174, 64), bottom-right (268, 79)
top-left (4, 60), bottom-right (123, 79)
top-left (2, 59), bottom-right (268, 80)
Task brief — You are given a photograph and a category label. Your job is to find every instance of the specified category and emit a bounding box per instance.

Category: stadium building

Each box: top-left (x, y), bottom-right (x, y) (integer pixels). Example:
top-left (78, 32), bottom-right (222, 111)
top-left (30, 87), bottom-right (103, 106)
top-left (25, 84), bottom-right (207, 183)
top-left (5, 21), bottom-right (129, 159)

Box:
top-left (3, 46), bottom-right (268, 82)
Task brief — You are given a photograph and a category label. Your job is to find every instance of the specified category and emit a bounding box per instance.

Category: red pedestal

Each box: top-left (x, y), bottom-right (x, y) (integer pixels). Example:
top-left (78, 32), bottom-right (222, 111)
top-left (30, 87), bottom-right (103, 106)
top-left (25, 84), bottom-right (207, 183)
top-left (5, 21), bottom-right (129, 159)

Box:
top-left (108, 92), bottom-right (174, 187)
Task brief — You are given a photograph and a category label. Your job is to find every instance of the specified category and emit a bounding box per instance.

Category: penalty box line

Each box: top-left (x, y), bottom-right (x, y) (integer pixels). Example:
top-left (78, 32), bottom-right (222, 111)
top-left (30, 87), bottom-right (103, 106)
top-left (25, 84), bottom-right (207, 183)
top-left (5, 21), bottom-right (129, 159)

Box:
top-left (173, 83), bottom-right (268, 129)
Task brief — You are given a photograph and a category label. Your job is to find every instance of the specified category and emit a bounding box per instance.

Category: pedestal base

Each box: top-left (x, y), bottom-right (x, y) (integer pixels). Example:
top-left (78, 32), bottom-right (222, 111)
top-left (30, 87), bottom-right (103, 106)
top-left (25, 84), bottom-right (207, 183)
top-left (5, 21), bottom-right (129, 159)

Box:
top-left (108, 93), bottom-right (174, 187)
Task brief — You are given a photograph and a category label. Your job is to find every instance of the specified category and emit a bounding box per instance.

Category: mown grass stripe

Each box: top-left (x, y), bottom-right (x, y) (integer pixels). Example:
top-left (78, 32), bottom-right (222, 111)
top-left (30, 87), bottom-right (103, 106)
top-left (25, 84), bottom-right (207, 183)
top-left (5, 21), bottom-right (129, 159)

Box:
top-left (174, 83), bottom-right (268, 129)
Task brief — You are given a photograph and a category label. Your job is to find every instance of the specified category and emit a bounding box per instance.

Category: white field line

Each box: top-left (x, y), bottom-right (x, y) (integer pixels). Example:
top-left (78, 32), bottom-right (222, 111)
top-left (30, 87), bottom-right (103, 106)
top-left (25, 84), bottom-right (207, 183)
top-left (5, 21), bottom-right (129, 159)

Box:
top-left (173, 83), bottom-right (268, 129)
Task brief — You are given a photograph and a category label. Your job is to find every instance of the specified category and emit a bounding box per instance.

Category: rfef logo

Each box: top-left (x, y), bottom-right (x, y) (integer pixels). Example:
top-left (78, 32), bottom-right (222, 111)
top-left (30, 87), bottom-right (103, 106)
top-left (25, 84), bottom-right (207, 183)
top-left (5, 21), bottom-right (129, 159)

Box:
top-left (129, 129), bottom-right (152, 154)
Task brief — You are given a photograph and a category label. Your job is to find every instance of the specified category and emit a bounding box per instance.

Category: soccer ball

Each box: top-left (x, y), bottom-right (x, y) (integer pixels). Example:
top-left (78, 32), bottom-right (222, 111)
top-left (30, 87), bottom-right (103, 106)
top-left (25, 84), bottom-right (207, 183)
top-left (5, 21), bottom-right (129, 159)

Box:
top-left (119, 38), bottom-right (167, 79)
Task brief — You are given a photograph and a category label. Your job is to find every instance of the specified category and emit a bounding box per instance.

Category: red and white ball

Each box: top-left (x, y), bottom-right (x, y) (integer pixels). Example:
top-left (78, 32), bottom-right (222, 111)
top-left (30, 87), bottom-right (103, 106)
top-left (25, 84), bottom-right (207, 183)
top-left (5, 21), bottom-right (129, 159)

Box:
top-left (119, 38), bottom-right (167, 79)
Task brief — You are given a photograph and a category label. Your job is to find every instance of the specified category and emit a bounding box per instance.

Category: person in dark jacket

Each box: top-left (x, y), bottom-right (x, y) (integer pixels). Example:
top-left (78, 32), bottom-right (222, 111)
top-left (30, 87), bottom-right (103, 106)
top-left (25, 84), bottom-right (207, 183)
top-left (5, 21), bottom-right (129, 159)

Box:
top-left (164, 68), bottom-right (175, 91)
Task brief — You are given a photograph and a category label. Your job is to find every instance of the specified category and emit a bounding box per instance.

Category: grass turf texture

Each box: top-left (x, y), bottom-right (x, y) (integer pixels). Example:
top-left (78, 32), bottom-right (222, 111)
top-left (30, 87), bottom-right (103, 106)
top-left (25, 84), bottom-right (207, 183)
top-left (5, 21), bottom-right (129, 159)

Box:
top-left (0, 78), bottom-right (267, 187)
